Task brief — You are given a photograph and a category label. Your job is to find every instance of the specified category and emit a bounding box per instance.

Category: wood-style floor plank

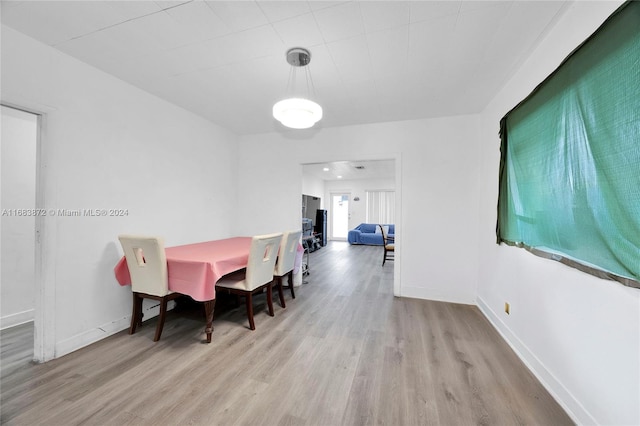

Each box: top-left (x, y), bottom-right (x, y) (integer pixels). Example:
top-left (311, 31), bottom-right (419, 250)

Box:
top-left (0, 241), bottom-right (573, 425)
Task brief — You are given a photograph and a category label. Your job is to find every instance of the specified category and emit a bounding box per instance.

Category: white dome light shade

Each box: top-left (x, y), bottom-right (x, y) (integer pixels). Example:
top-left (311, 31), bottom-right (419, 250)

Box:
top-left (273, 98), bottom-right (323, 129)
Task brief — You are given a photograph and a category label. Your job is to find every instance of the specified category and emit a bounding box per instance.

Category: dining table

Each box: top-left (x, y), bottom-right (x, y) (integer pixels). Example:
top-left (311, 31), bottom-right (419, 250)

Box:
top-left (114, 236), bottom-right (252, 343)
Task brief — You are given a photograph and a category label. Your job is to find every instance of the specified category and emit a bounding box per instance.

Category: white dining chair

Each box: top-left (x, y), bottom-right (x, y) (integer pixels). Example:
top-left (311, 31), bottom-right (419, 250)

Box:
top-left (273, 230), bottom-right (303, 307)
top-left (118, 235), bottom-right (181, 342)
top-left (216, 232), bottom-right (283, 330)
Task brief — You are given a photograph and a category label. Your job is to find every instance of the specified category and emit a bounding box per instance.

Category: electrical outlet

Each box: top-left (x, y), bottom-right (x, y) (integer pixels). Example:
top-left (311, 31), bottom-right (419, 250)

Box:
top-left (505, 302), bottom-right (510, 315)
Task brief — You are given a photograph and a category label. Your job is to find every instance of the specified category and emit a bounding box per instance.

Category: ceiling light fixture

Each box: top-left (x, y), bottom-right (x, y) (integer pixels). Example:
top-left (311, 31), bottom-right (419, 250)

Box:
top-left (273, 48), bottom-right (323, 129)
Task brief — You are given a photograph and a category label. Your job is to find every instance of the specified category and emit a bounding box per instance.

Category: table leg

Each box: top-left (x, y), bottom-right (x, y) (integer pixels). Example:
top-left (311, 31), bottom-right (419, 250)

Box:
top-left (204, 299), bottom-right (216, 343)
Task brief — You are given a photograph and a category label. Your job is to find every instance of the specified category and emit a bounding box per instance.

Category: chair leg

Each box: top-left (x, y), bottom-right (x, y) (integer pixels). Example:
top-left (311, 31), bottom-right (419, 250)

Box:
top-left (129, 293), bottom-right (143, 335)
top-left (382, 247), bottom-right (387, 266)
top-left (153, 296), bottom-right (169, 342)
top-left (245, 293), bottom-right (255, 330)
top-left (266, 282), bottom-right (274, 317)
top-left (276, 276), bottom-right (286, 308)
top-left (288, 270), bottom-right (296, 299)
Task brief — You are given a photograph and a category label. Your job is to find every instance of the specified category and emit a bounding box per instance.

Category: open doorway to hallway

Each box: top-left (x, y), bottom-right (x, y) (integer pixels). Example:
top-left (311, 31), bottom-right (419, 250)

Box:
top-left (301, 158), bottom-right (399, 293)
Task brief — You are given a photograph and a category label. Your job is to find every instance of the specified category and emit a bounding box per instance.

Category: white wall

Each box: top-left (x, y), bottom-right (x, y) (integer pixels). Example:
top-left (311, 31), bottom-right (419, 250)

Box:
top-left (238, 116), bottom-right (481, 305)
top-left (476, 1), bottom-right (639, 425)
top-left (1, 106), bottom-right (38, 329)
top-left (1, 26), bottom-right (239, 360)
top-left (324, 177), bottom-right (395, 230)
top-left (301, 173), bottom-right (324, 203)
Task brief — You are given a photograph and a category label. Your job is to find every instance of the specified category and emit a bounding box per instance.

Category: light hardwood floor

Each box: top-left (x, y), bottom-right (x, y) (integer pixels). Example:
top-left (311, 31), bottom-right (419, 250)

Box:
top-left (0, 242), bottom-right (573, 425)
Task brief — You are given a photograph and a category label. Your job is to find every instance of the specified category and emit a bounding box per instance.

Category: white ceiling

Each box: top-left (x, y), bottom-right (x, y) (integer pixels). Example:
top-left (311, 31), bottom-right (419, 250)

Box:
top-left (1, 1), bottom-right (569, 136)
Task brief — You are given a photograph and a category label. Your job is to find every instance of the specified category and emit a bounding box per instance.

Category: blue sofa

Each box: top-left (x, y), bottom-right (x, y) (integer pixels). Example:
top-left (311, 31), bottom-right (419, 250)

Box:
top-left (348, 223), bottom-right (395, 245)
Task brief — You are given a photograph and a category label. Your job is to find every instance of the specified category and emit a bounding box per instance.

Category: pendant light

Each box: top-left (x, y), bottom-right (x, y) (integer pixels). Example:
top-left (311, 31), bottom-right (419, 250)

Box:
top-left (273, 48), bottom-right (323, 129)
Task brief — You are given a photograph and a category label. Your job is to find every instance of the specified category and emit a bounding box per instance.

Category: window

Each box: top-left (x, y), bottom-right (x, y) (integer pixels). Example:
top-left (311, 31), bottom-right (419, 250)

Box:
top-left (497, 1), bottom-right (639, 288)
top-left (366, 190), bottom-right (395, 224)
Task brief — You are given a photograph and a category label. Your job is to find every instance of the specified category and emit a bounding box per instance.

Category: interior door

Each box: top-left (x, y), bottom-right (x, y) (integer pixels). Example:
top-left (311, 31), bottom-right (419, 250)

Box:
top-left (330, 193), bottom-right (350, 241)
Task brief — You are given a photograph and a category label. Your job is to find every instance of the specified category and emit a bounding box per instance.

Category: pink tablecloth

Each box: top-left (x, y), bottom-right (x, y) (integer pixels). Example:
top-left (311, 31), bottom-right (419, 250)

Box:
top-left (114, 237), bottom-right (252, 302)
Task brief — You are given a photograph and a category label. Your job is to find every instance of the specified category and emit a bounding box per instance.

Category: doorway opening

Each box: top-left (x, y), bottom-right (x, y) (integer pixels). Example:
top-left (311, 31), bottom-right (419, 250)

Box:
top-left (1, 104), bottom-right (40, 361)
top-left (301, 157), bottom-right (400, 296)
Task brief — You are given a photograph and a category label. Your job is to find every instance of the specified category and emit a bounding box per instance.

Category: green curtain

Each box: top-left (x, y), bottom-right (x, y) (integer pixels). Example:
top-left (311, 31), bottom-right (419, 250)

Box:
top-left (497, 1), bottom-right (640, 288)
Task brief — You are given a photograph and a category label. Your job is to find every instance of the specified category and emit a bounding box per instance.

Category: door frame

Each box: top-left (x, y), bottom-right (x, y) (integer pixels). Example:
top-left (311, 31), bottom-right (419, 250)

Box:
top-left (33, 109), bottom-right (56, 362)
top-left (2, 102), bottom-right (56, 362)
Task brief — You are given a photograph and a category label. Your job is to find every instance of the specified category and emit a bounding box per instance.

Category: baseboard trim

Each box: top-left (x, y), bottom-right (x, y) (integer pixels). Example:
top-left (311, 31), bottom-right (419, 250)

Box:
top-left (55, 315), bottom-right (130, 358)
top-left (400, 285), bottom-right (475, 305)
top-left (476, 297), bottom-right (595, 425)
top-left (54, 302), bottom-right (174, 358)
top-left (1, 309), bottom-right (35, 330)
